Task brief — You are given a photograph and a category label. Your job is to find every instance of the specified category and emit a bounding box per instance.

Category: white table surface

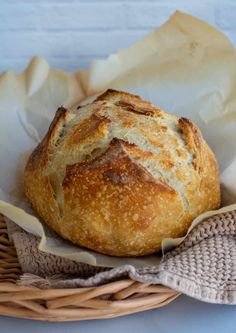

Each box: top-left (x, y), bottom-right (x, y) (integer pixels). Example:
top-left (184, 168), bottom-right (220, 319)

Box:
top-left (0, 294), bottom-right (235, 333)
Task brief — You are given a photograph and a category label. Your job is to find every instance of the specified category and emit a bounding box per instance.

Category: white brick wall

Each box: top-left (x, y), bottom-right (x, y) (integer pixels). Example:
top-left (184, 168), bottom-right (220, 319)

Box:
top-left (0, 0), bottom-right (236, 73)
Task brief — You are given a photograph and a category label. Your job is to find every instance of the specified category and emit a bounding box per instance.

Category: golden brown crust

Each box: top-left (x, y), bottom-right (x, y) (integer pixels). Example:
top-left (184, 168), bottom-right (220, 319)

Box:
top-left (24, 89), bottom-right (221, 256)
top-left (26, 106), bottom-right (69, 171)
top-left (67, 113), bottom-right (111, 146)
top-left (178, 117), bottom-right (203, 172)
top-left (96, 89), bottom-right (163, 117)
top-left (61, 138), bottom-right (183, 256)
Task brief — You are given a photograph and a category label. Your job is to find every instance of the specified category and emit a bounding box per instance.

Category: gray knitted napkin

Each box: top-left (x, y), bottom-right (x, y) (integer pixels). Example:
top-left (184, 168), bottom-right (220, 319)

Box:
top-left (7, 210), bottom-right (236, 304)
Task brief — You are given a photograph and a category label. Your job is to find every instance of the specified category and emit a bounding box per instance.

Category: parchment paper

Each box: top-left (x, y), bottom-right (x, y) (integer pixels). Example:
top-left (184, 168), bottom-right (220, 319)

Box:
top-left (1, 11), bottom-right (236, 268)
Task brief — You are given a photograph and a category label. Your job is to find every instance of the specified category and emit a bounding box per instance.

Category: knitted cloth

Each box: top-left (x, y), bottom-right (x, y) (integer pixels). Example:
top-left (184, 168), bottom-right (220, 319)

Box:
top-left (8, 210), bottom-right (236, 304)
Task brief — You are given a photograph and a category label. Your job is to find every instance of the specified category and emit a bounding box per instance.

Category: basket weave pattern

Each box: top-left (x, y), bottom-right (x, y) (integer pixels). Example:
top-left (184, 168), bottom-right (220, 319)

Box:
top-left (0, 215), bottom-right (178, 321)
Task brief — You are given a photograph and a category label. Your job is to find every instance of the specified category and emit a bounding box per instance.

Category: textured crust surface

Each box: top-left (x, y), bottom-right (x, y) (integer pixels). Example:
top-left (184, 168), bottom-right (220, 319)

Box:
top-left (24, 89), bottom-right (221, 256)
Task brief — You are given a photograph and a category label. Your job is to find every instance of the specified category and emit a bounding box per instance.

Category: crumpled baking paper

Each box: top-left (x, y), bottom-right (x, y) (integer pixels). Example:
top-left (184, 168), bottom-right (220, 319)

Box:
top-left (1, 11), bottom-right (236, 268)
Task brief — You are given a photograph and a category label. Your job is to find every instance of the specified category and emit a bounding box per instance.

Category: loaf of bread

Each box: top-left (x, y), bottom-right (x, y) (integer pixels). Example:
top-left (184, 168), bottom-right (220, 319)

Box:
top-left (24, 89), bottom-right (220, 256)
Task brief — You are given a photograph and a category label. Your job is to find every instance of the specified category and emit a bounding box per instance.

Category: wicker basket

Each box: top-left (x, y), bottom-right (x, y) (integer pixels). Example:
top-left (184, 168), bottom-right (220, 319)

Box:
top-left (0, 214), bottom-right (179, 321)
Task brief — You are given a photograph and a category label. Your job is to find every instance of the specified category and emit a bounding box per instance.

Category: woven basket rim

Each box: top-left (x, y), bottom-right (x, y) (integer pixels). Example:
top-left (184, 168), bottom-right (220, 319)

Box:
top-left (0, 214), bottom-right (179, 321)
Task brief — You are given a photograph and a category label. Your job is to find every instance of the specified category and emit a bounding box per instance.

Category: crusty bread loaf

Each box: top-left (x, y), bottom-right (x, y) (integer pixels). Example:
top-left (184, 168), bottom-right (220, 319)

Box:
top-left (24, 89), bottom-right (220, 256)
